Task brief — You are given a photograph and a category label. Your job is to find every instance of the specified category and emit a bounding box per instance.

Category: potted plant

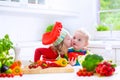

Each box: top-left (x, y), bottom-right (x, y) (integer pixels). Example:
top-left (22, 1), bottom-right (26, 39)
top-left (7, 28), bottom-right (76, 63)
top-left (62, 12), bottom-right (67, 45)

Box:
top-left (96, 24), bottom-right (109, 31)
top-left (0, 34), bottom-right (14, 72)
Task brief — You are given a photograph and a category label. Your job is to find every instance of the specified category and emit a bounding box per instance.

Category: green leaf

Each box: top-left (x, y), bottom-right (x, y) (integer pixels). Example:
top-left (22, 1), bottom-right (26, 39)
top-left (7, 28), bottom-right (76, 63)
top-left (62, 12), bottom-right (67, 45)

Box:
top-left (0, 34), bottom-right (14, 64)
top-left (0, 61), bottom-right (2, 68)
top-left (45, 24), bottom-right (54, 32)
top-left (0, 45), bottom-right (3, 53)
top-left (4, 60), bottom-right (13, 67)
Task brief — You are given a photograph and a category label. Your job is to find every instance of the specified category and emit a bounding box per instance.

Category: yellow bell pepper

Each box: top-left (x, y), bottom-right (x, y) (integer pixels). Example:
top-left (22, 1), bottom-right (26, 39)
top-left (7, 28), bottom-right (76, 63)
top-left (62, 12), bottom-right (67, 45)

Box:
top-left (56, 58), bottom-right (68, 67)
top-left (12, 66), bottom-right (22, 75)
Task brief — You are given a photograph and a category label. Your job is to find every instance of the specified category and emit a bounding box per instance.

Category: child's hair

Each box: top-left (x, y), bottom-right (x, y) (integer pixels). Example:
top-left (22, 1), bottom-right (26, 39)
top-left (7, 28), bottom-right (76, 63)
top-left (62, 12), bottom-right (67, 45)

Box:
top-left (42, 22), bottom-right (69, 55)
top-left (53, 40), bottom-right (68, 55)
top-left (76, 29), bottom-right (90, 42)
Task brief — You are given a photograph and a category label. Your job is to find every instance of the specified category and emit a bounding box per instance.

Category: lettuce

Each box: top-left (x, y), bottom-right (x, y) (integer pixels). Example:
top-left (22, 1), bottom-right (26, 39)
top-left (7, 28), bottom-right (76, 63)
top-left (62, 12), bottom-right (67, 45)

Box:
top-left (82, 54), bottom-right (104, 71)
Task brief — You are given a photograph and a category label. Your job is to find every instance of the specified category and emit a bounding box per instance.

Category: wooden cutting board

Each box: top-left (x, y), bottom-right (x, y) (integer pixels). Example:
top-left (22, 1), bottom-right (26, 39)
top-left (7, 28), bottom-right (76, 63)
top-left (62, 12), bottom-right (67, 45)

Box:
top-left (22, 65), bottom-right (74, 74)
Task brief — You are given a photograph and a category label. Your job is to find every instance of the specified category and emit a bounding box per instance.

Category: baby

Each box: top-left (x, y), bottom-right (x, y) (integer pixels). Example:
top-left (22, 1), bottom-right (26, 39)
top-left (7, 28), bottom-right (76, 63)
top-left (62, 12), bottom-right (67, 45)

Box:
top-left (68, 29), bottom-right (90, 66)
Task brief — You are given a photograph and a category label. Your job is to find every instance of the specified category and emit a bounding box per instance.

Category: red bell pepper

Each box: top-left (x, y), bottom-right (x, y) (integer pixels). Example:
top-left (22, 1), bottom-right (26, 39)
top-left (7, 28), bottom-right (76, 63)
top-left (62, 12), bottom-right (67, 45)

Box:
top-left (37, 58), bottom-right (67, 69)
top-left (68, 52), bottom-right (80, 61)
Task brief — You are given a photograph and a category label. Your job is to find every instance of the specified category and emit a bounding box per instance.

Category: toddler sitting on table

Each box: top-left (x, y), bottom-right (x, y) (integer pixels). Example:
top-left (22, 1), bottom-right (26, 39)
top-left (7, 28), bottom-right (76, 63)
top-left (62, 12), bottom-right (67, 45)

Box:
top-left (68, 29), bottom-right (91, 66)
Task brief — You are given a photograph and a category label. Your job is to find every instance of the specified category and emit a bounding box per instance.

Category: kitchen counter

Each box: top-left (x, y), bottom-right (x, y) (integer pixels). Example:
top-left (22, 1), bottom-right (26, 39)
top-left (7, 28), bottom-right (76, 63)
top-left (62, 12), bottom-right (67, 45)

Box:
top-left (15, 40), bottom-right (120, 49)
top-left (0, 66), bottom-right (120, 80)
top-left (88, 41), bottom-right (120, 49)
top-left (8, 41), bottom-right (120, 80)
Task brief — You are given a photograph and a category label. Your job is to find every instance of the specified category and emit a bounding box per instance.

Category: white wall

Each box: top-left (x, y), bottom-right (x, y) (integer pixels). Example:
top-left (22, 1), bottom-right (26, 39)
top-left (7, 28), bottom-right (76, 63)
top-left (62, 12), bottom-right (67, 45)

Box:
top-left (0, 0), bottom-right (98, 64)
top-left (0, 0), bottom-right (97, 42)
top-left (0, 13), bottom-right (43, 42)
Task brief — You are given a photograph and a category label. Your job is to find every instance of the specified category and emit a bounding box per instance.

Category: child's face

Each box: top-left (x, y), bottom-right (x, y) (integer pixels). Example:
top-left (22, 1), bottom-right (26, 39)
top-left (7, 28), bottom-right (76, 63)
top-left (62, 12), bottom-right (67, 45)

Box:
top-left (72, 31), bottom-right (88, 50)
top-left (63, 34), bottom-right (72, 48)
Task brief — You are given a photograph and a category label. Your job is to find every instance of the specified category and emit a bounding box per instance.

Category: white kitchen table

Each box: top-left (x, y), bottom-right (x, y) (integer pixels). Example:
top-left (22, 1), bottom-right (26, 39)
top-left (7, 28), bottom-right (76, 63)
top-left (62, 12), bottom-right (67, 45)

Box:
top-left (0, 66), bottom-right (120, 80)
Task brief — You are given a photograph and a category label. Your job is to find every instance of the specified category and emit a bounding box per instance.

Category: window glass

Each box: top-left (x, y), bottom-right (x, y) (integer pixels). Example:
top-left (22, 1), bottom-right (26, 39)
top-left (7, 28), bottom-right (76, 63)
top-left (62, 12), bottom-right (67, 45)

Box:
top-left (26, 0), bottom-right (45, 4)
top-left (96, 0), bottom-right (120, 40)
top-left (100, 0), bottom-right (120, 10)
top-left (11, 0), bottom-right (19, 2)
top-left (38, 0), bottom-right (45, 4)
top-left (0, 0), bottom-right (7, 1)
top-left (100, 12), bottom-right (120, 31)
top-left (0, 0), bottom-right (46, 7)
top-left (97, 0), bottom-right (120, 31)
top-left (28, 0), bottom-right (36, 4)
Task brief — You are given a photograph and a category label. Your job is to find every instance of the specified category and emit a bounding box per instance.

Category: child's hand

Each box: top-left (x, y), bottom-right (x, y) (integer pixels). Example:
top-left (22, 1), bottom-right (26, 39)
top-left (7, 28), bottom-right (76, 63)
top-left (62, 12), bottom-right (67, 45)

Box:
top-left (68, 57), bottom-right (76, 66)
top-left (68, 52), bottom-right (79, 66)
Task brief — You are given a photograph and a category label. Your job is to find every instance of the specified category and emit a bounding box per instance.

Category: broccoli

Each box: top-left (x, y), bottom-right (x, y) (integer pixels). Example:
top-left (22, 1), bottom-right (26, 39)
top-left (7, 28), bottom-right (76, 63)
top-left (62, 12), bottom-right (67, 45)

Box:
top-left (82, 54), bottom-right (104, 72)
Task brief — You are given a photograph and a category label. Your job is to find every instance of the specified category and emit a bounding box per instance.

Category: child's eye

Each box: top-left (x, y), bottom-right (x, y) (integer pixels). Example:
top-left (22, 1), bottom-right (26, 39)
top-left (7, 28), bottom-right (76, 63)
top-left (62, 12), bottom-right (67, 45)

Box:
top-left (78, 39), bottom-right (81, 41)
top-left (73, 37), bottom-right (75, 39)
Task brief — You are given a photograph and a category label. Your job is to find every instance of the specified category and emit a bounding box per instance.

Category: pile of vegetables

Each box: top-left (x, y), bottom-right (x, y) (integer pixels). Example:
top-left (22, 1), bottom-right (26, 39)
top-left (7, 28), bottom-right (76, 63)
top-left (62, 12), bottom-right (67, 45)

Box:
top-left (95, 61), bottom-right (116, 76)
top-left (76, 68), bottom-right (94, 76)
top-left (28, 58), bottom-right (68, 69)
top-left (77, 54), bottom-right (116, 77)
top-left (0, 34), bottom-right (23, 78)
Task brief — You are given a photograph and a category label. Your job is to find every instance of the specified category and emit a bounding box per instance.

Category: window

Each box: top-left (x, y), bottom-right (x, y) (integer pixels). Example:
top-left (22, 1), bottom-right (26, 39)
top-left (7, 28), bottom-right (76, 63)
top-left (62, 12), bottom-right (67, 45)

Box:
top-left (0, 0), bottom-right (45, 7)
top-left (96, 0), bottom-right (120, 40)
top-left (28, 0), bottom-right (45, 4)
top-left (11, 0), bottom-right (19, 2)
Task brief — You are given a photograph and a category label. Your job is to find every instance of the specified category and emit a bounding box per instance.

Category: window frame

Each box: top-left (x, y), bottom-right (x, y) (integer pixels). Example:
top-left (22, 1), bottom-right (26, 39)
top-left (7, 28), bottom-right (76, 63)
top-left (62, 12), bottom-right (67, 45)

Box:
top-left (95, 0), bottom-right (120, 41)
top-left (0, 0), bottom-right (46, 7)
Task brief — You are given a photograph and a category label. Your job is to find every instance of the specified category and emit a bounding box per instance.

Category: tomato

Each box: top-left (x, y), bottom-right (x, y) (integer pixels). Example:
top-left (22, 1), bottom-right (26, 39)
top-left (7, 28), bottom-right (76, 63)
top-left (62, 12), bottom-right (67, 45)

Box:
top-left (68, 52), bottom-right (79, 61)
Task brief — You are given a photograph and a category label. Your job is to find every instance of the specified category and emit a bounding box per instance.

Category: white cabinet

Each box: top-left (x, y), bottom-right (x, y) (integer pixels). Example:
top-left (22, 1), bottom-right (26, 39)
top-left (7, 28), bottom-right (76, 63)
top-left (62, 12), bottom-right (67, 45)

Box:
top-left (14, 42), bottom-right (48, 66)
top-left (0, 0), bottom-right (79, 17)
top-left (88, 47), bottom-right (116, 63)
top-left (88, 41), bottom-right (120, 65)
